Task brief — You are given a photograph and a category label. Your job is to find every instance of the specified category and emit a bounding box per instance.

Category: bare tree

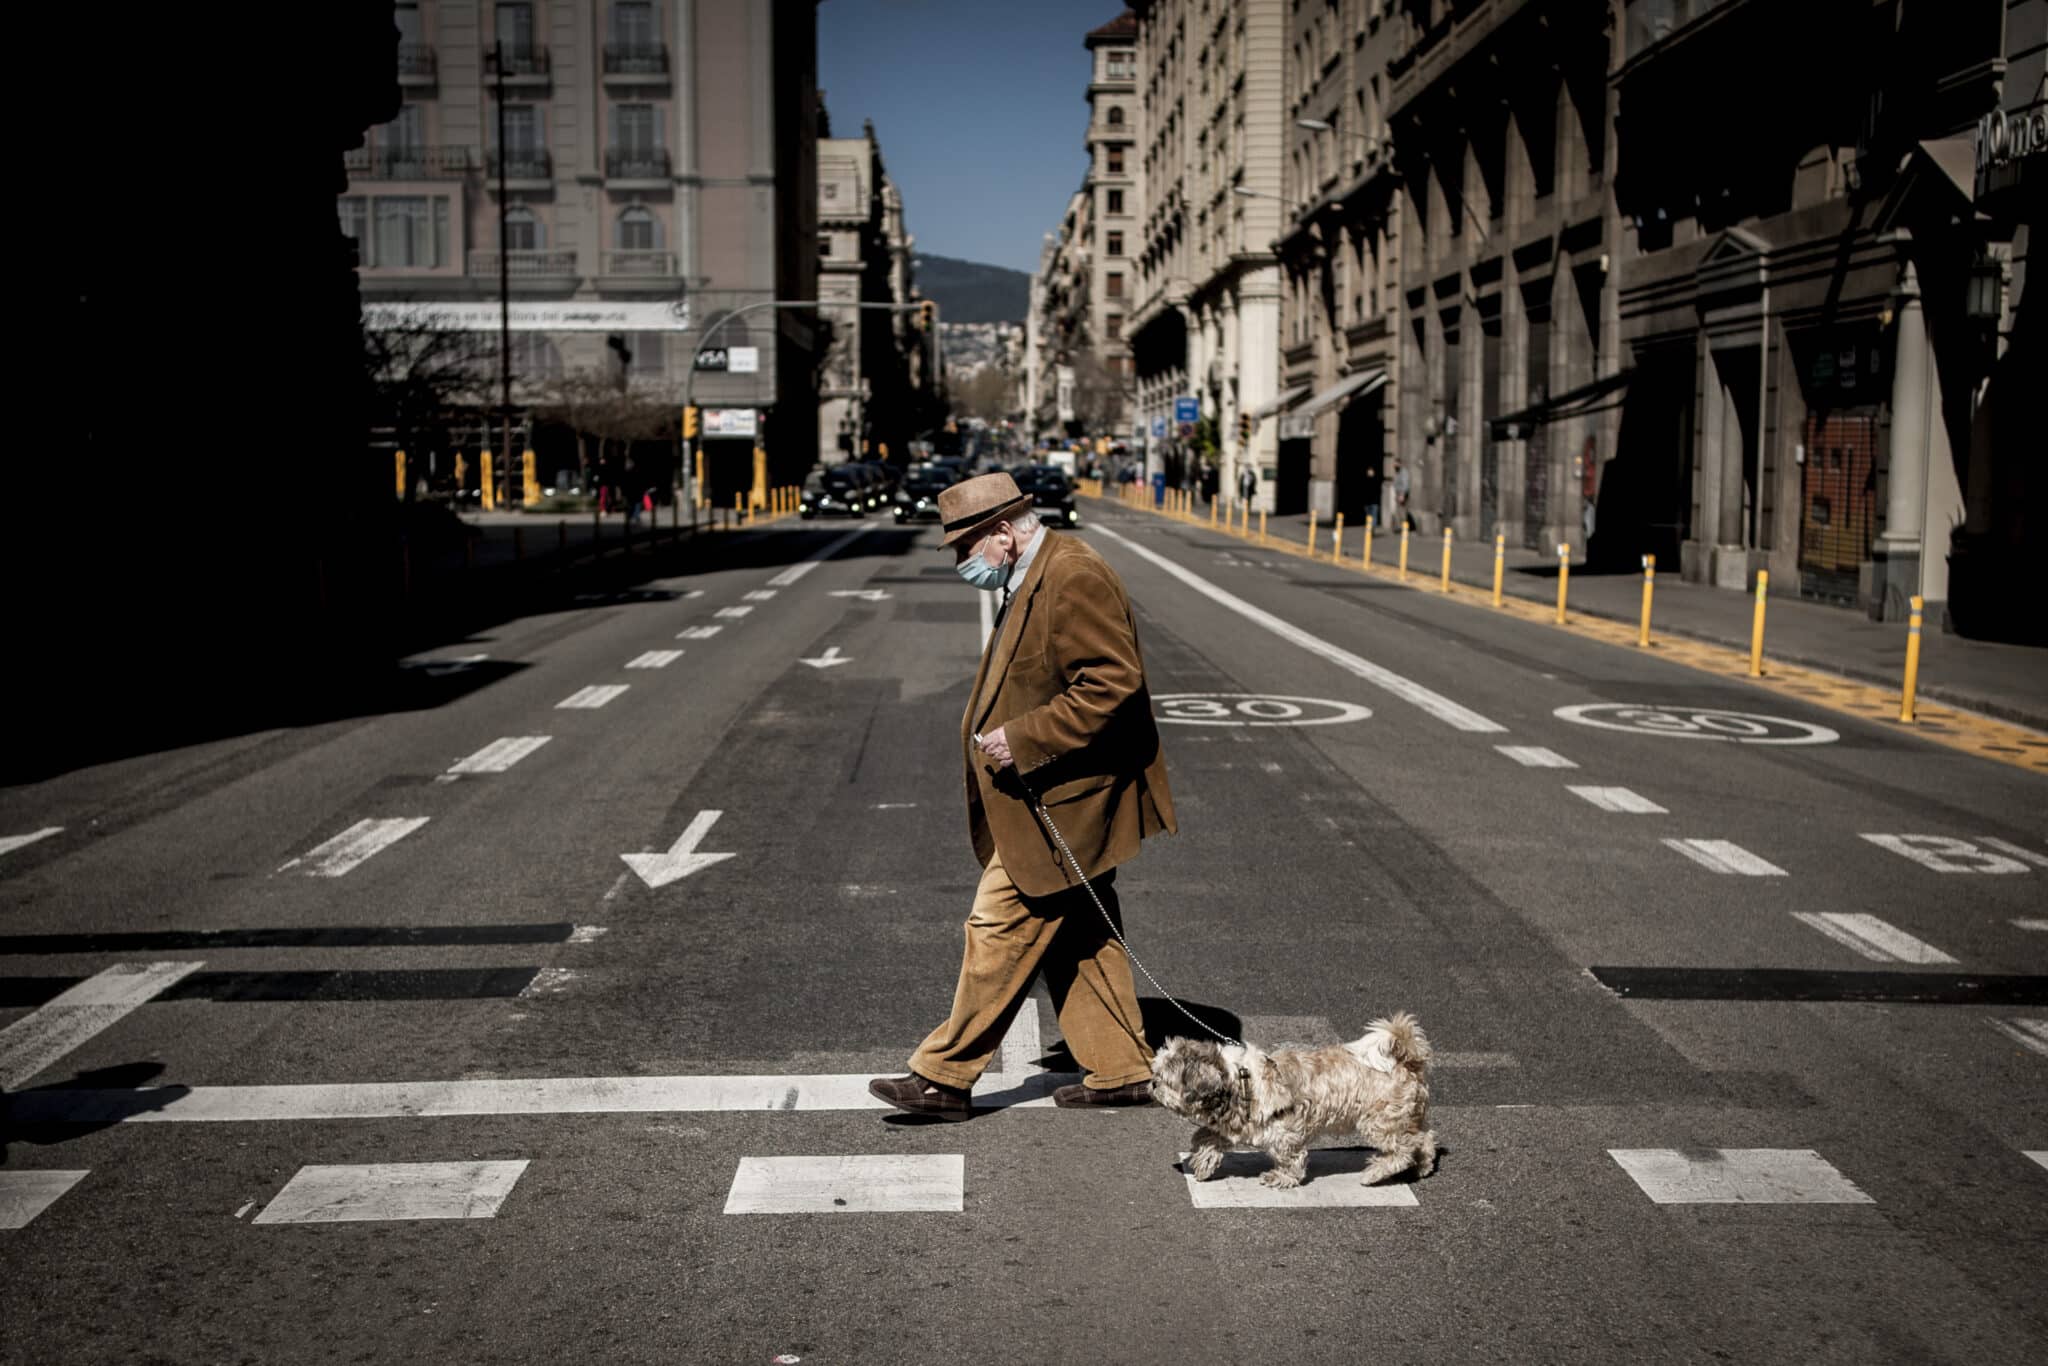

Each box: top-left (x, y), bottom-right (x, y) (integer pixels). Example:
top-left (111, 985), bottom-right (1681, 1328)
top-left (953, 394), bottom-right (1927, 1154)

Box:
top-left (363, 313), bottom-right (491, 495)
top-left (951, 365), bottom-right (1012, 423)
top-left (1067, 347), bottom-right (1127, 434)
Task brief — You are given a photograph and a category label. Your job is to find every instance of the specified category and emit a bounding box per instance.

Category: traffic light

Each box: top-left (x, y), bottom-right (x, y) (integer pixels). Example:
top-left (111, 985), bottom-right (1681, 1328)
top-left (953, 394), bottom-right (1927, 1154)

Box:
top-left (683, 405), bottom-right (700, 439)
top-left (1238, 413), bottom-right (1252, 444)
top-left (917, 300), bottom-right (936, 331)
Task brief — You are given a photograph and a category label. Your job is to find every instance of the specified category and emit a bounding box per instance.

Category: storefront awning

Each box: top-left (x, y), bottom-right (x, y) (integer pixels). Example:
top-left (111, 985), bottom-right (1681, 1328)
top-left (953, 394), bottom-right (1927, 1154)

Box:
top-left (1294, 367), bottom-right (1388, 420)
top-left (1488, 369), bottom-right (1634, 440)
top-left (1249, 384), bottom-right (1309, 420)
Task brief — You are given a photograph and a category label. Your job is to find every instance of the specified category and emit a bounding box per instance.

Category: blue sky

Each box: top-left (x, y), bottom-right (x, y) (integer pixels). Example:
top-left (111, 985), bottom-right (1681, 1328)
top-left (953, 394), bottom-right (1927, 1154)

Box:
top-left (817, 0), bottom-right (1124, 274)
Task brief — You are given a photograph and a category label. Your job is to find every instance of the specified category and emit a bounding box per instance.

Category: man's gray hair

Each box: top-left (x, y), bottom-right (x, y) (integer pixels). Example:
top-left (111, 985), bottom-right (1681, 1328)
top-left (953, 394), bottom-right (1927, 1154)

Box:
top-left (1008, 509), bottom-right (1042, 534)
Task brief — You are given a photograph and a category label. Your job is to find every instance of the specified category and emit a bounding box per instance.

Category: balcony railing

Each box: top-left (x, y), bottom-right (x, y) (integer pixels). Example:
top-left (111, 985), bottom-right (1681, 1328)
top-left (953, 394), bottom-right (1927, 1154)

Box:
top-left (487, 148), bottom-right (554, 180)
top-left (396, 42), bottom-right (436, 79)
top-left (605, 148), bottom-right (672, 181)
top-left (603, 250), bottom-right (677, 276)
top-left (345, 144), bottom-right (473, 179)
top-left (466, 249), bottom-right (578, 278)
top-left (603, 43), bottom-right (669, 75)
top-left (484, 45), bottom-right (550, 78)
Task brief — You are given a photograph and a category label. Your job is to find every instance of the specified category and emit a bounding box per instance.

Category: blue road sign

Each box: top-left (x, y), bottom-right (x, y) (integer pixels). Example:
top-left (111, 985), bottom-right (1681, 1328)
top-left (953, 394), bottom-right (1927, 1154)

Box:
top-left (1151, 417), bottom-right (1167, 439)
top-left (1174, 396), bottom-right (1200, 424)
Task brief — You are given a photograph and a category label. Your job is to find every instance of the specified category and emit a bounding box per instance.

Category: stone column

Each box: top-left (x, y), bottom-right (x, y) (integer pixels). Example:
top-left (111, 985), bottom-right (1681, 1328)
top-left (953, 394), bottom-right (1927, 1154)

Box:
top-left (1873, 262), bottom-right (1930, 620)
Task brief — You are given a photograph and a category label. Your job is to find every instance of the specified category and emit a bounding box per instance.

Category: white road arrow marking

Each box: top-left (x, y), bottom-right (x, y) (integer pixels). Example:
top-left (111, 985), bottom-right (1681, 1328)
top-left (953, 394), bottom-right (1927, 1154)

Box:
top-left (621, 809), bottom-right (737, 889)
top-left (801, 646), bottom-right (852, 669)
top-left (828, 589), bottom-right (892, 602)
top-left (0, 827), bottom-right (63, 858)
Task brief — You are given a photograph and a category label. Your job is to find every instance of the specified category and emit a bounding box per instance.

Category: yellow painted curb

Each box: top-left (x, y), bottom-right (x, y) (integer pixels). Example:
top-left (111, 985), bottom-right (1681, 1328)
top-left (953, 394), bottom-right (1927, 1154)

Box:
top-left (1084, 493), bottom-right (2048, 776)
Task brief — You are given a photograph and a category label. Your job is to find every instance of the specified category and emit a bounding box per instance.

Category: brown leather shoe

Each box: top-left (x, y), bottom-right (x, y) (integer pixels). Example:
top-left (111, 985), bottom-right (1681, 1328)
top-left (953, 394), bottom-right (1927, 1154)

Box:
top-left (1052, 1079), bottom-right (1153, 1108)
top-left (868, 1073), bottom-right (973, 1121)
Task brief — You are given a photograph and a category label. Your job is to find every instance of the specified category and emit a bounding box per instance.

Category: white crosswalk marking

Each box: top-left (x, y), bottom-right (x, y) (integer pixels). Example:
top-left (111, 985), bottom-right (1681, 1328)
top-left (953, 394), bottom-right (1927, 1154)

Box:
top-left (0, 1170), bottom-right (90, 1229)
top-left (1567, 786), bottom-right (1668, 814)
top-left (2013, 919), bottom-right (2048, 932)
top-left (1978, 836), bottom-right (2048, 868)
top-left (678, 625), bottom-right (722, 640)
top-left (0, 962), bottom-right (205, 1090)
top-left (766, 525), bottom-right (871, 587)
top-left (1495, 746), bottom-right (1576, 769)
top-left (1180, 1151), bottom-right (1420, 1209)
top-left (1792, 912), bottom-right (1957, 964)
top-left (1861, 834), bottom-right (2030, 874)
top-left (1609, 1149), bottom-right (1873, 1204)
top-left (724, 1155), bottom-right (963, 1214)
top-left (447, 736), bottom-right (551, 776)
top-left (279, 818), bottom-right (430, 877)
top-left (1662, 838), bottom-right (1787, 876)
top-left (1990, 1018), bottom-right (2048, 1058)
top-left (253, 1161), bottom-right (529, 1224)
top-left (556, 685), bottom-right (629, 709)
top-left (715, 606), bottom-right (754, 619)
top-left (0, 826), bottom-right (63, 858)
top-left (1092, 524), bottom-right (1507, 733)
top-left (744, 590), bottom-right (778, 601)
top-left (625, 650), bottom-right (683, 669)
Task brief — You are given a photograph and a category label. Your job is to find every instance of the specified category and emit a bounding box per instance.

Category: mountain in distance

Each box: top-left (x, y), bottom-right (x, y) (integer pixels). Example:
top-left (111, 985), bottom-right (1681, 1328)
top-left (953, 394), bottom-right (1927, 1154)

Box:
top-left (913, 253), bottom-right (1030, 324)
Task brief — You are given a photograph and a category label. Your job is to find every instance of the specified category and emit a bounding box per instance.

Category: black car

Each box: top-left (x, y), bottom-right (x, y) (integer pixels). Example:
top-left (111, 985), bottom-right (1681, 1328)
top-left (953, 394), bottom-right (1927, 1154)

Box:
top-left (800, 466), bottom-right (871, 518)
top-left (1014, 464), bottom-right (1081, 528)
top-left (893, 464), bottom-right (959, 523)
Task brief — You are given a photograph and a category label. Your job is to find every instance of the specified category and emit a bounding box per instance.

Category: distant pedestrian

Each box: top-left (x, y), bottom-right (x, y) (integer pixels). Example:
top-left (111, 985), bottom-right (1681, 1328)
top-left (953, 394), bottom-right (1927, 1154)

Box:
top-left (1239, 463), bottom-right (1258, 508)
top-left (869, 473), bottom-right (1176, 1120)
top-left (1392, 459), bottom-right (1412, 530)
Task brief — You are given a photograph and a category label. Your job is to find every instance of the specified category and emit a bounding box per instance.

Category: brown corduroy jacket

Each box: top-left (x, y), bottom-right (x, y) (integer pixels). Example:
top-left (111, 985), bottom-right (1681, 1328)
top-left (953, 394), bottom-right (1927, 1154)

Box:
top-left (962, 530), bottom-right (1176, 897)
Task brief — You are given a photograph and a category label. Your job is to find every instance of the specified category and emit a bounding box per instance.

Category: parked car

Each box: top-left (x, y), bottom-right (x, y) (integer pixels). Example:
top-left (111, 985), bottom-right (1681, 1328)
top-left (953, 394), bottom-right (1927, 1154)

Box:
top-left (1014, 464), bottom-right (1080, 528)
top-left (800, 466), bottom-right (871, 518)
top-left (893, 463), bottom-right (960, 523)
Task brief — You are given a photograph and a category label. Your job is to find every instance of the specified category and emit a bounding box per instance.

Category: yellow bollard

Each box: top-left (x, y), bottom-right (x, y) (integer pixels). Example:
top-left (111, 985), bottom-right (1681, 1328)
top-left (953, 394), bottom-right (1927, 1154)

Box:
top-left (1210, 498), bottom-right (1218, 528)
top-left (1241, 502), bottom-right (1251, 537)
top-left (1899, 594), bottom-right (1924, 722)
top-left (1638, 554), bottom-right (1656, 647)
top-left (1307, 510), bottom-right (1320, 558)
top-left (1554, 543), bottom-right (1570, 623)
top-left (1332, 513), bottom-right (1345, 563)
top-left (1492, 532), bottom-right (1505, 606)
top-left (1398, 524), bottom-right (1411, 581)
top-left (735, 492), bottom-right (745, 528)
top-left (1749, 570), bottom-right (1769, 676)
top-left (1259, 510), bottom-right (1269, 545)
top-left (1440, 527), bottom-right (1453, 591)
top-left (480, 450), bottom-right (496, 511)
top-left (394, 449), bottom-right (408, 499)
top-left (1362, 520), bottom-right (1373, 570)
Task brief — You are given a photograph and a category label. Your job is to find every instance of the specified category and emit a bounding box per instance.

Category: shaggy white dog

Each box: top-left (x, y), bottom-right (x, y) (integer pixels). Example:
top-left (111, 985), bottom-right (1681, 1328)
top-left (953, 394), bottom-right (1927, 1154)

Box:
top-left (1150, 1013), bottom-right (1437, 1188)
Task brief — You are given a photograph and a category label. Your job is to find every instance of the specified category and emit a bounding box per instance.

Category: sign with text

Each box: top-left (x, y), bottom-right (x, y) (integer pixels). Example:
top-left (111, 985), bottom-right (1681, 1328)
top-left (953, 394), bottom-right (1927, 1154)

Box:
top-left (704, 408), bottom-right (759, 439)
top-left (728, 346), bottom-right (760, 374)
top-left (1174, 396), bottom-right (1200, 424)
top-left (694, 347), bottom-right (730, 371)
top-left (364, 300), bottom-right (691, 333)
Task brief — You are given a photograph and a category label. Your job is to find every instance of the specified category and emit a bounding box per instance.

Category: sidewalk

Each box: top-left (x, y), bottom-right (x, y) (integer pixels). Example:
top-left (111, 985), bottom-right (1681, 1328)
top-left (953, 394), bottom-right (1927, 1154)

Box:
top-left (1150, 498), bottom-right (2048, 733)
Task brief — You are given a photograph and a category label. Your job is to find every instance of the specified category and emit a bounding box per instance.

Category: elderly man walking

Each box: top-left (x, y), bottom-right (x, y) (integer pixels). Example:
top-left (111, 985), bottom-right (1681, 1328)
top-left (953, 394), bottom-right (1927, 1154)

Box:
top-left (870, 473), bottom-right (1176, 1120)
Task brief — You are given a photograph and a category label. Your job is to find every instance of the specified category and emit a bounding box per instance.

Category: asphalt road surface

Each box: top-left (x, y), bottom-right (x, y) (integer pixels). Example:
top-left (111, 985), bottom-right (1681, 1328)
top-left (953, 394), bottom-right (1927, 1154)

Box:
top-left (3, 502), bottom-right (2044, 1365)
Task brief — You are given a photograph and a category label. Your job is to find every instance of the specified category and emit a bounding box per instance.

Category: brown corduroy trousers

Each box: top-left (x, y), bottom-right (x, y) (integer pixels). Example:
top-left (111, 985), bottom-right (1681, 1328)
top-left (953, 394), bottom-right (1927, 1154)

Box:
top-left (909, 851), bottom-right (1153, 1092)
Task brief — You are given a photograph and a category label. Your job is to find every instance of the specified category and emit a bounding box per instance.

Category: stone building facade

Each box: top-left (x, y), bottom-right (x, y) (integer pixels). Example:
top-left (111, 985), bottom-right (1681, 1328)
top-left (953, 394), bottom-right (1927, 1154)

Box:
top-left (1129, 0), bottom-right (1287, 504)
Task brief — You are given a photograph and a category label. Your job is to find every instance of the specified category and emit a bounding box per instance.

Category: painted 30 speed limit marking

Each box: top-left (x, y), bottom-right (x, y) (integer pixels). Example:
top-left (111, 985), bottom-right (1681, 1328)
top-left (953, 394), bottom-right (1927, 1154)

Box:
top-left (1553, 703), bottom-right (1839, 746)
top-left (1153, 694), bottom-right (1372, 727)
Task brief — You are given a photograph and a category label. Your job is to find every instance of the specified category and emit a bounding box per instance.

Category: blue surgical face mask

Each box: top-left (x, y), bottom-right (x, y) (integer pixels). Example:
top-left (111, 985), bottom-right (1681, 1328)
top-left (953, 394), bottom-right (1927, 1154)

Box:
top-left (956, 551), bottom-right (1012, 592)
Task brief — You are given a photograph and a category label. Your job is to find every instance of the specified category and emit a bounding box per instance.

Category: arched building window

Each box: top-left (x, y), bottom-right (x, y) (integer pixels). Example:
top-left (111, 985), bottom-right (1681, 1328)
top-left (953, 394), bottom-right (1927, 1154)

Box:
top-left (1106, 105), bottom-right (1126, 127)
top-left (503, 205), bottom-right (544, 251)
top-left (615, 205), bottom-right (662, 250)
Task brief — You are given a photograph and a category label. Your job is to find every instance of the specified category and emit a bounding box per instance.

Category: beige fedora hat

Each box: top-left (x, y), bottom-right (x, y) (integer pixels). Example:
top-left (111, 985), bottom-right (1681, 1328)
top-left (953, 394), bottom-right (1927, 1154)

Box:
top-left (936, 472), bottom-right (1035, 547)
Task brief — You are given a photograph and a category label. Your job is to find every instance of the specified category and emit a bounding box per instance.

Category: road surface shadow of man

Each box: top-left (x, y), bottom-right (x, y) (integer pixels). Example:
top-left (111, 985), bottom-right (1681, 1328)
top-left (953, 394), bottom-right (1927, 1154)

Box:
top-left (880, 1000), bottom-right (1243, 1126)
top-left (1, 1062), bottom-right (190, 1162)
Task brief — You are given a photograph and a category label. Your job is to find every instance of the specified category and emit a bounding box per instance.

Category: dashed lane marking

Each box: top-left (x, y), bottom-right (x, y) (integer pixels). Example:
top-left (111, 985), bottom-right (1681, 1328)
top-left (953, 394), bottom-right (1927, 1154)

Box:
top-left (1179, 1150), bottom-right (1420, 1209)
top-left (1609, 1149), bottom-right (1873, 1205)
top-left (556, 685), bottom-right (629, 709)
top-left (1567, 786), bottom-right (1668, 814)
top-left (724, 1155), bottom-right (963, 1215)
top-left (1990, 1018), bottom-right (2048, 1058)
top-left (2014, 919), bottom-right (2048, 932)
top-left (625, 650), bottom-right (683, 669)
top-left (277, 817), bottom-right (430, 876)
top-left (0, 827), bottom-right (63, 858)
top-left (253, 1161), bottom-right (529, 1225)
top-left (715, 606), bottom-right (754, 619)
top-left (0, 1170), bottom-right (90, 1229)
top-left (1496, 746), bottom-right (1576, 768)
top-left (677, 625), bottom-right (722, 640)
top-left (445, 736), bottom-right (551, 777)
top-left (1091, 524), bottom-right (1507, 733)
top-left (744, 590), bottom-right (778, 602)
top-left (0, 961), bottom-right (205, 1090)
top-left (765, 525), bottom-right (871, 588)
top-left (1662, 838), bottom-right (1786, 876)
top-left (2027, 1152), bottom-right (2048, 1171)
top-left (1791, 912), bottom-right (1957, 965)
top-left (1862, 834), bottom-right (2035, 874)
